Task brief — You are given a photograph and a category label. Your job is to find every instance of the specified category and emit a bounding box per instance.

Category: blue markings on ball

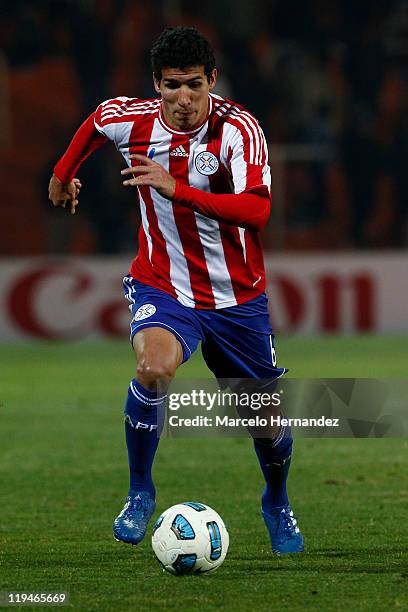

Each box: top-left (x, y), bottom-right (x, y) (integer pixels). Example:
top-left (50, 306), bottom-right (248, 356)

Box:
top-left (171, 514), bottom-right (195, 540)
top-left (172, 553), bottom-right (197, 575)
top-left (207, 521), bottom-right (222, 560)
top-left (181, 502), bottom-right (207, 512)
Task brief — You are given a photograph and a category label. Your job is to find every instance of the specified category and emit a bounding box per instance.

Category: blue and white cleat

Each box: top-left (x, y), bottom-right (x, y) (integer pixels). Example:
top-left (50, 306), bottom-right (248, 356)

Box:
top-left (262, 505), bottom-right (304, 554)
top-left (113, 491), bottom-right (156, 545)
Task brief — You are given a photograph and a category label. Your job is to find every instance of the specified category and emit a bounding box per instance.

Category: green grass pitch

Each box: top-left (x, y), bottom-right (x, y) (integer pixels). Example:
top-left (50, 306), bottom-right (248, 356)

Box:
top-left (1, 336), bottom-right (407, 611)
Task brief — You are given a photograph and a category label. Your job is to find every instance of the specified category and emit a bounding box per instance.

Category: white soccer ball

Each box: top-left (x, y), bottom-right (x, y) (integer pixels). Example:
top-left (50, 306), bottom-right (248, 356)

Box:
top-left (151, 502), bottom-right (229, 575)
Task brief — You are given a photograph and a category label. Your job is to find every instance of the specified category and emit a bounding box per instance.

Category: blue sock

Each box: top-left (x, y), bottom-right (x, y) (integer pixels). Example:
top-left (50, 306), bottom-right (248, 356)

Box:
top-left (123, 379), bottom-right (166, 499)
top-left (254, 425), bottom-right (293, 513)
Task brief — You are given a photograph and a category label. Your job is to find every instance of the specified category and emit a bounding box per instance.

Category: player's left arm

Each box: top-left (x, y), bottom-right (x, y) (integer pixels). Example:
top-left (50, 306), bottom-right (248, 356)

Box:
top-left (122, 153), bottom-right (271, 231)
top-left (188, 116), bottom-right (272, 230)
top-left (173, 183), bottom-right (270, 230)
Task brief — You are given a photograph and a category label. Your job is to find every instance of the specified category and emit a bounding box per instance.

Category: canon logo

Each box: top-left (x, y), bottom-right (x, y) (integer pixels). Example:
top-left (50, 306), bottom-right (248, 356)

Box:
top-left (0, 260), bottom-right (378, 340)
top-left (4, 264), bottom-right (127, 340)
top-left (1, 255), bottom-right (403, 339)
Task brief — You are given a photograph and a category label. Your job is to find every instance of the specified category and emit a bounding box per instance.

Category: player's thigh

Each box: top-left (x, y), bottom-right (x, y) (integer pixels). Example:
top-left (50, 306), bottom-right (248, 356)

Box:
top-left (133, 326), bottom-right (183, 380)
top-left (123, 278), bottom-right (203, 386)
top-left (200, 294), bottom-right (287, 380)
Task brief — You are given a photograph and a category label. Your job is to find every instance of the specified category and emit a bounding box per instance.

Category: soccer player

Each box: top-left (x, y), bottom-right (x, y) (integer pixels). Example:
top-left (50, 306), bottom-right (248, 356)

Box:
top-left (49, 27), bottom-right (303, 554)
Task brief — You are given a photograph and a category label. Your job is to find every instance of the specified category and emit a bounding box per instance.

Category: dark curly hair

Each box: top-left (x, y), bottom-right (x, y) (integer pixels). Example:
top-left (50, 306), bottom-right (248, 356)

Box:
top-left (151, 27), bottom-right (216, 82)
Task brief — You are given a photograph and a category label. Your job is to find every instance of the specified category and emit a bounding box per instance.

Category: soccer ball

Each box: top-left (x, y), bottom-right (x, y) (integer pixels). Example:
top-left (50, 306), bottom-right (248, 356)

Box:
top-left (151, 502), bottom-right (229, 575)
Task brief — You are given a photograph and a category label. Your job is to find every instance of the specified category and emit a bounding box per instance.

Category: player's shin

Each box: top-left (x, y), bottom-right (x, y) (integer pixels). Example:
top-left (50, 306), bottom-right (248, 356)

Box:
top-left (254, 424), bottom-right (304, 553)
top-left (123, 378), bottom-right (166, 498)
top-left (253, 424), bottom-right (293, 513)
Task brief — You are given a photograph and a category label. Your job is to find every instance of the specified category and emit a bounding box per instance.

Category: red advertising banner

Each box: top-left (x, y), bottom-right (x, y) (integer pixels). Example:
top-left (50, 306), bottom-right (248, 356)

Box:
top-left (0, 254), bottom-right (406, 340)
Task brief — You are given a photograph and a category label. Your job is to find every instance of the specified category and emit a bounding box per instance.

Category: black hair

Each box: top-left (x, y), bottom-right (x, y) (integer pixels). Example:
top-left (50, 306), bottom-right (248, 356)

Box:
top-left (151, 26), bottom-right (216, 82)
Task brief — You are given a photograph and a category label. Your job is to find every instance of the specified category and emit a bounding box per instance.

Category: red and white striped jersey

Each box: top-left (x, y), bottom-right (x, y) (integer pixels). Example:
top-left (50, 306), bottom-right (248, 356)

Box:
top-left (94, 93), bottom-right (271, 309)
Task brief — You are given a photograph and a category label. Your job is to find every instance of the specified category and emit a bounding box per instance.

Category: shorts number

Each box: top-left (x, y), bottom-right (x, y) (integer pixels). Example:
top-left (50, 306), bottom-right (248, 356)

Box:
top-left (269, 336), bottom-right (277, 367)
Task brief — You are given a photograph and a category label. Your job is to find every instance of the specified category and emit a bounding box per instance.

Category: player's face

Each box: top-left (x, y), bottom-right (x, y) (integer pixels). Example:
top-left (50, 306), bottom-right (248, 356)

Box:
top-left (154, 66), bottom-right (217, 131)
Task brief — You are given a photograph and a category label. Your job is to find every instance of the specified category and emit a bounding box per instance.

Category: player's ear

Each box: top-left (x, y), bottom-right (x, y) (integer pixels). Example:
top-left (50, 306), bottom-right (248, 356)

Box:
top-left (153, 74), bottom-right (161, 94)
top-left (208, 69), bottom-right (217, 91)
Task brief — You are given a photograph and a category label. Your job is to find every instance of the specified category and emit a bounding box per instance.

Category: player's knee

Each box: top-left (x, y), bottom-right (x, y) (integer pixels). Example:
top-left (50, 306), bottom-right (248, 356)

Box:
top-left (137, 357), bottom-right (177, 389)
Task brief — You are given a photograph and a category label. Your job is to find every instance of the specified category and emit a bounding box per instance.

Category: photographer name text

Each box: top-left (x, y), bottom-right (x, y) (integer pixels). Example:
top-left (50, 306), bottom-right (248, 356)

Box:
top-left (168, 415), bottom-right (340, 428)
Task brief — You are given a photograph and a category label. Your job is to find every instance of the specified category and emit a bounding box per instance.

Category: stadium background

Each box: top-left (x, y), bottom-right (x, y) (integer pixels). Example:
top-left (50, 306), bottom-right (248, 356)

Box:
top-left (1, 2), bottom-right (407, 611)
top-left (1, 0), bottom-right (408, 337)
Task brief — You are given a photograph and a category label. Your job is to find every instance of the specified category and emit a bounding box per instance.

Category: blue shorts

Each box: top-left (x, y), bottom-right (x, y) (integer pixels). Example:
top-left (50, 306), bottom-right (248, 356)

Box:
top-left (123, 276), bottom-right (287, 380)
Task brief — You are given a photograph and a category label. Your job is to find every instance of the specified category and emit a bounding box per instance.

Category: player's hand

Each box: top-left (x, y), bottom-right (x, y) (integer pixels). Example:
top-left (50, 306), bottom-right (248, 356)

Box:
top-left (121, 154), bottom-right (176, 200)
top-left (48, 174), bottom-right (82, 215)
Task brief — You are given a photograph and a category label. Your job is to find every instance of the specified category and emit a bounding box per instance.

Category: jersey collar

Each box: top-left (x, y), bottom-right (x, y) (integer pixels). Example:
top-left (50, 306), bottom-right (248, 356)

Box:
top-left (158, 96), bottom-right (213, 135)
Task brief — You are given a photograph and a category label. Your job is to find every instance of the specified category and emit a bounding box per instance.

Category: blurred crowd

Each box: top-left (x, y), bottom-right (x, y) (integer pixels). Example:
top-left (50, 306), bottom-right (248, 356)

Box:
top-left (1, 0), bottom-right (407, 254)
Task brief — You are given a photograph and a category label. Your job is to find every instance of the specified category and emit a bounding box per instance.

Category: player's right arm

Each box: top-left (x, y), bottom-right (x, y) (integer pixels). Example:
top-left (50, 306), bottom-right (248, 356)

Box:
top-left (48, 175), bottom-right (82, 215)
top-left (49, 107), bottom-right (110, 214)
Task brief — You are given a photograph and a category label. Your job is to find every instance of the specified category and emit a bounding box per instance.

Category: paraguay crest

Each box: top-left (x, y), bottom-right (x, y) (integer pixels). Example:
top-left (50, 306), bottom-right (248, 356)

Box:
top-left (195, 151), bottom-right (219, 176)
top-left (134, 304), bottom-right (156, 321)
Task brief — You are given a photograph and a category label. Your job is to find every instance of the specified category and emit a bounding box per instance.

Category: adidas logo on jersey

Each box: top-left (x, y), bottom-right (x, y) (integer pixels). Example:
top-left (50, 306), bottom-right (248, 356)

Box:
top-left (170, 145), bottom-right (189, 157)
